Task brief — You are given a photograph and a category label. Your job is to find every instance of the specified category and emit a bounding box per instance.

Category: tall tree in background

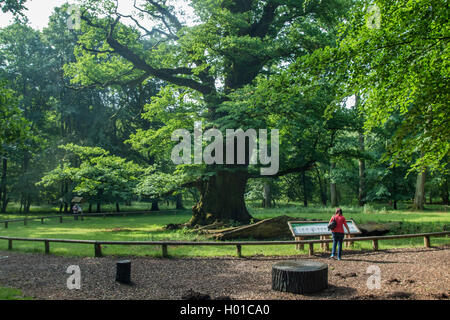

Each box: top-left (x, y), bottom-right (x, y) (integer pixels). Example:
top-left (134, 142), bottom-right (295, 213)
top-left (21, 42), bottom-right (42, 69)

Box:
top-left (0, 5), bottom-right (161, 212)
top-left (299, 0), bottom-right (449, 210)
top-left (0, 83), bottom-right (30, 212)
top-left (0, 23), bottom-right (48, 212)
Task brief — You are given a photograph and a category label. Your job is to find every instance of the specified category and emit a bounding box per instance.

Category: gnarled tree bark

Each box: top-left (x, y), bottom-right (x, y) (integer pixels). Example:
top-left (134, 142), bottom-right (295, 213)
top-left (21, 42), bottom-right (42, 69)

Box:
top-left (190, 170), bottom-right (251, 226)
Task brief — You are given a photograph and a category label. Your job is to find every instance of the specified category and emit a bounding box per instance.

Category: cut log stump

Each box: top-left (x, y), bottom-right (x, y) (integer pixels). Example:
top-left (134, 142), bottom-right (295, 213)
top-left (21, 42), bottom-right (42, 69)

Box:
top-left (116, 260), bottom-right (131, 284)
top-left (272, 260), bottom-right (328, 294)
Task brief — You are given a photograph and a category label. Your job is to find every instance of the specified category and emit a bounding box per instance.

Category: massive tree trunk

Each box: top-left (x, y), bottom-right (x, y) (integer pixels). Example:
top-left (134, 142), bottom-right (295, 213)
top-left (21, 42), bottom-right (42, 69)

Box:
top-left (190, 170), bottom-right (252, 226)
top-left (413, 169), bottom-right (426, 210)
top-left (330, 162), bottom-right (338, 207)
top-left (358, 132), bottom-right (366, 206)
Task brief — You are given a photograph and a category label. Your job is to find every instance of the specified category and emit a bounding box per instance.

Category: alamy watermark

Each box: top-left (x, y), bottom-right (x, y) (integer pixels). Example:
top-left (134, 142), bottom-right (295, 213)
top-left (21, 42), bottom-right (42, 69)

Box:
top-left (171, 122), bottom-right (279, 176)
top-left (67, 5), bottom-right (81, 30)
top-left (366, 4), bottom-right (381, 29)
top-left (66, 265), bottom-right (81, 290)
top-left (366, 265), bottom-right (381, 289)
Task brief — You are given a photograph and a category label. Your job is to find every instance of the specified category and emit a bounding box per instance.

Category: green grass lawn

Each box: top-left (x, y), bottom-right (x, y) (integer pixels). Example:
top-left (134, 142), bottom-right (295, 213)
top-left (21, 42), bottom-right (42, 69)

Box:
top-left (0, 204), bottom-right (448, 258)
top-left (0, 287), bottom-right (33, 300)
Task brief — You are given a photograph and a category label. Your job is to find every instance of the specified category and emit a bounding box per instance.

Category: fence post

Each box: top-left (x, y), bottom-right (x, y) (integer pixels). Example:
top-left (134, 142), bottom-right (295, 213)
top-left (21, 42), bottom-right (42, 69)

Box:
top-left (320, 236), bottom-right (330, 252)
top-left (8, 239), bottom-right (12, 250)
top-left (308, 243), bottom-right (314, 256)
top-left (236, 244), bottom-right (242, 258)
top-left (372, 239), bottom-right (379, 251)
top-left (162, 244), bottom-right (168, 258)
top-left (94, 243), bottom-right (102, 257)
top-left (41, 218), bottom-right (44, 224)
top-left (4, 222), bottom-right (7, 228)
top-left (344, 234), bottom-right (354, 248)
top-left (295, 237), bottom-right (304, 250)
top-left (45, 241), bottom-right (50, 254)
top-left (424, 236), bottom-right (431, 248)
top-left (324, 236), bottom-right (330, 252)
top-left (59, 216), bottom-right (63, 223)
top-left (348, 234), bottom-right (354, 248)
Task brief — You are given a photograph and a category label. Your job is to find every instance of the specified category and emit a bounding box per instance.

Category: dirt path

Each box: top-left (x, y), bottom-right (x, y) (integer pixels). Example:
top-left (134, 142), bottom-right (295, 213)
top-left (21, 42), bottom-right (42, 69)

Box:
top-left (0, 246), bottom-right (449, 300)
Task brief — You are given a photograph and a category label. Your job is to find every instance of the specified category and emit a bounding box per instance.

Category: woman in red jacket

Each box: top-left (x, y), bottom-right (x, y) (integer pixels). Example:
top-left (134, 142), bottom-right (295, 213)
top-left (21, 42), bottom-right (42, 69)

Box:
top-left (329, 208), bottom-right (351, 260)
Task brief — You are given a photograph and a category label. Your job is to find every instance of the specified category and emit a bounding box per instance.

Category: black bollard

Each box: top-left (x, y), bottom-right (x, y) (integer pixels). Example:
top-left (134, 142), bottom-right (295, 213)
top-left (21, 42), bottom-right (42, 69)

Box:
top-left (116, 260), bottom-right (131, 284)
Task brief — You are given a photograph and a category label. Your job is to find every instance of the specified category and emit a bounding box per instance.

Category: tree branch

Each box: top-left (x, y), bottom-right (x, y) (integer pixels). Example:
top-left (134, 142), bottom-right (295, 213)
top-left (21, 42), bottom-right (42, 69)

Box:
top-left (248, 160), bottom-right (316, 179)
top-left (106, 36), bottom-right (212, 94)
top-left (82, 45), bottom-right (115, 54)
top-left (271, 160), bottom-right (316, 177)
top-left (250, 1), bottom-right (279, 38)
top-left (80, 13), bottom-right (213, 95)
top-left (145, 0), bottom-right (183, 31)
top-left (115, 4), bottom-right (178, 40)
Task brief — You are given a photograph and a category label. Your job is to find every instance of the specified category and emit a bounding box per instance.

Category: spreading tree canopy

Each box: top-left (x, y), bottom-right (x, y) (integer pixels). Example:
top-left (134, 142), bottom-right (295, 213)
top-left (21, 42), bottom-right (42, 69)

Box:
top-left (66, 0), bottom-right (352, 225)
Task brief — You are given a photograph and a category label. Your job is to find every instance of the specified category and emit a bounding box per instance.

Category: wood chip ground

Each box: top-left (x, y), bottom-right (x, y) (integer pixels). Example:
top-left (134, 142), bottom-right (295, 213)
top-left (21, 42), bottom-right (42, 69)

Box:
top-left (0, 246), bottom-right (448, 300)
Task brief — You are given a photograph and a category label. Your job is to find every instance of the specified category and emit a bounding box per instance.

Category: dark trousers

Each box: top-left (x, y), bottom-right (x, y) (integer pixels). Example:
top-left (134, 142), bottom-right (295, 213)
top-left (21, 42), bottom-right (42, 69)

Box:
top-left (332, 232), bottom-right (345, 258)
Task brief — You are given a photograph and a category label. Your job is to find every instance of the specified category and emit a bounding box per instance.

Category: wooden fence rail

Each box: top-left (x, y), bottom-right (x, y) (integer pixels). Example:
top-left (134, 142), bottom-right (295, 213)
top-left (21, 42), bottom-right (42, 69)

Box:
top-left (0, 211), bottom-right (151, 228)
top-left (0, 231), bottom-right (448, 258)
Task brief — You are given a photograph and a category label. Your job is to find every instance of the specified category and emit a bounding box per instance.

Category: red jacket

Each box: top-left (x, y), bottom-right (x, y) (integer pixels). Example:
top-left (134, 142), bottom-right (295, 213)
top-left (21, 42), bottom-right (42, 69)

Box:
top-left (329, 214), bottom-right (349, 233)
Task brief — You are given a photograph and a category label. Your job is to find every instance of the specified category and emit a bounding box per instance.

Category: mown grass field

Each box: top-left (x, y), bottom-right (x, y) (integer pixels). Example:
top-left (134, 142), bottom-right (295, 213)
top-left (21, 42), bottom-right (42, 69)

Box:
top-left (0, 202), bottom-right (448, 258)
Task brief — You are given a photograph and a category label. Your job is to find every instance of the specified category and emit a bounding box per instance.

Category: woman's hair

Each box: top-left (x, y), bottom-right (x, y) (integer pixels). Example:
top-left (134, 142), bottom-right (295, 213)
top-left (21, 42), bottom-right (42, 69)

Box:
top-left (335, 208), bottom-right (343, 215)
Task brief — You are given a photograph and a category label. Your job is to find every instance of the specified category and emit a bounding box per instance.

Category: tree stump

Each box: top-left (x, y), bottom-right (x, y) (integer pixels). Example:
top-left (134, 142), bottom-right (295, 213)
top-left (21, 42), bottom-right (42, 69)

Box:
top-left (272, 260), bottom-right (328, 294)
top-left (116, 260), bottom-right (131, 284)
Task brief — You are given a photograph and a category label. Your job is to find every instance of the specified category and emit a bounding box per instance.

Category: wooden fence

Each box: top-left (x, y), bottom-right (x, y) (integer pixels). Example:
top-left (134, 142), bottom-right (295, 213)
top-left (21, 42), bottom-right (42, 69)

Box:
top-left (0, 211), bottom-right (150, 228)
top-left (0, 231), bottom-right (448, 258)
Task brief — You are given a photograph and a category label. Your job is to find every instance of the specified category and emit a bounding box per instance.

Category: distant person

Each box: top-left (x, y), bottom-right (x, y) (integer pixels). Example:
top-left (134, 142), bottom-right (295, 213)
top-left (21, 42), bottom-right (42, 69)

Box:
top-left (72, 204), bottom-right (78, 215)
top-left (77, 204), bottom-right (82, 214)
top-left (329, 208), bottom-right (351, 260)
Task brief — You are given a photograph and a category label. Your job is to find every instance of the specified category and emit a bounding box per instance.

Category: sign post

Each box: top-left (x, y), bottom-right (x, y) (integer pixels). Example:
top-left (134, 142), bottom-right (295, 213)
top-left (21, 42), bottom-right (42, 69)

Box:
top-left (288, 220), bottom-right (362, 252)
